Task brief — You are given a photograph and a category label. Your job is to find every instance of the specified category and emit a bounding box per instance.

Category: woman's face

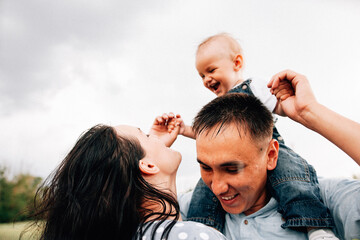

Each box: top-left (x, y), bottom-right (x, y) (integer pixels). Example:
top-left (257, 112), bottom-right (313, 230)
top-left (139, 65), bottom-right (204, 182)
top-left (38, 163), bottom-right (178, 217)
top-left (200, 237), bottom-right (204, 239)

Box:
top-left (114, 125), bottom-right (182, 176)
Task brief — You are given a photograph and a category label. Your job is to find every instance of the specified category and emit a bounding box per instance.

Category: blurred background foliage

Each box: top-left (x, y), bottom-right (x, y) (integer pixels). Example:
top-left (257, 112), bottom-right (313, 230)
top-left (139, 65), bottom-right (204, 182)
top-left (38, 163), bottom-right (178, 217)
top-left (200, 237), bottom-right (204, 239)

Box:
top-left (0, 166), bottom-right (42, 223)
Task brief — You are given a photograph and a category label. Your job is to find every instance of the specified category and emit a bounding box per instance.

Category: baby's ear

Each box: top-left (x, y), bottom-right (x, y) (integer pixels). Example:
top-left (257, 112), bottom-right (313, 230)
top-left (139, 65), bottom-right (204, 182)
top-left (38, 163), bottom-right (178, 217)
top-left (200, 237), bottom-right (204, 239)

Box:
top-left (233, 54), bottom-right (244, 71)
top-left (139, 159), bottom-right (160, 175)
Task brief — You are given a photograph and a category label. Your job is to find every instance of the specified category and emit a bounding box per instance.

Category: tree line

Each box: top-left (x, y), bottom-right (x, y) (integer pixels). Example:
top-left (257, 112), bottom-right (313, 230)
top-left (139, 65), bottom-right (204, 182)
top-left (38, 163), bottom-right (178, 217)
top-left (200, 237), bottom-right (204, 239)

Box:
top-left (0, 167), bottom-right (42, 223)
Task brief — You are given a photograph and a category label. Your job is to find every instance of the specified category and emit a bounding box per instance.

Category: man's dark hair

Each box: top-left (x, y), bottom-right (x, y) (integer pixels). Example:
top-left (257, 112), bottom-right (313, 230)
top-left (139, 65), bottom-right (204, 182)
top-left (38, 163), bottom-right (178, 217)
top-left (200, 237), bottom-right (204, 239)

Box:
top-left (193, 93), bottom-right (273, 142)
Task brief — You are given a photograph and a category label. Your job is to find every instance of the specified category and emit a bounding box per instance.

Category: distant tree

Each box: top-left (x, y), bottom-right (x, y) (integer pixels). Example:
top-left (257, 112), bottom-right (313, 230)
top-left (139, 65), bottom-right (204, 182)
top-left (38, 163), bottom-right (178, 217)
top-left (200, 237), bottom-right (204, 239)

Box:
top-left (13, 174), bottom-right (43, 221)
top-left (0, 166), bottom-right (42, 223)
top-left (0, 167), bottom-right (14, 222)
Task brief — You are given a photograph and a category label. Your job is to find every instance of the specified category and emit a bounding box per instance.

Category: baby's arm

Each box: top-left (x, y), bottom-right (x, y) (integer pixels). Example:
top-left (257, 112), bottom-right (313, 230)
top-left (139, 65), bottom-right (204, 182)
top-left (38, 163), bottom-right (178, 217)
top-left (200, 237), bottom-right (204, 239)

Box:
top-left (176, 114), bottom-right (196, 140)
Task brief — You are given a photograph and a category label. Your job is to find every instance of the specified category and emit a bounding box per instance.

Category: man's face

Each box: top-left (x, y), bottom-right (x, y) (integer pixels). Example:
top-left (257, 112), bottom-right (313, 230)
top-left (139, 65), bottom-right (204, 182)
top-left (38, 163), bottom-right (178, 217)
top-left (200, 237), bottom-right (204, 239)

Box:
top-left (196, 123), bottom-right (278, 215)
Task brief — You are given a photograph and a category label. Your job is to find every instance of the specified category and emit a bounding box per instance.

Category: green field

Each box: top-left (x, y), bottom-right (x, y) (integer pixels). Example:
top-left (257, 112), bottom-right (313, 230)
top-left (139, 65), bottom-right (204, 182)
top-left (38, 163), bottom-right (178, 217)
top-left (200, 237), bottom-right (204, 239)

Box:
top-left (0, 221), bottom-right (39, 240)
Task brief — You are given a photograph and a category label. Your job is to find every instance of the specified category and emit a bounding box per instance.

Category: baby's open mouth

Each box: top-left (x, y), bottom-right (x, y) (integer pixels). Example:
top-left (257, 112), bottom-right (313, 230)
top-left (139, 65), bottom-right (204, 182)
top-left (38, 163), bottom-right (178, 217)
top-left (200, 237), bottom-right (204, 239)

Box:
top-left (210, 82), bottom-right (220, 91)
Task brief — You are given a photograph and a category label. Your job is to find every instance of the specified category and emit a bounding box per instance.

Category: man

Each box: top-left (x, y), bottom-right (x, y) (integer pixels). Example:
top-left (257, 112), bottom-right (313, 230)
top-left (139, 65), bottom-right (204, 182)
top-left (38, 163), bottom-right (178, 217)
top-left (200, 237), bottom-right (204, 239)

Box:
top-left (178, 93), bottom-right (360, 240)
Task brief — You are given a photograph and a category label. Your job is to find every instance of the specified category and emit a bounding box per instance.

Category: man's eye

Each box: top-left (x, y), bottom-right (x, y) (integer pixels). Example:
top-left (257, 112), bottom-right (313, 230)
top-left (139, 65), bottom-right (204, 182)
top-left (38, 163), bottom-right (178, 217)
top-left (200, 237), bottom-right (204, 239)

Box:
top-left (226, 168), bottom-right (240, 173)
top-left (200, 165), bottom-right (212, 171)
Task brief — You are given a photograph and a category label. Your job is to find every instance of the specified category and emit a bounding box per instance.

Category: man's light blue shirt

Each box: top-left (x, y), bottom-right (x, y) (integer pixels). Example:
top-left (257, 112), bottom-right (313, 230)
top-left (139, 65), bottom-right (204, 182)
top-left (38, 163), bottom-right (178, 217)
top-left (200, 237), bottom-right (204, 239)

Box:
top-left (179, 178), bottom-right (360, 240)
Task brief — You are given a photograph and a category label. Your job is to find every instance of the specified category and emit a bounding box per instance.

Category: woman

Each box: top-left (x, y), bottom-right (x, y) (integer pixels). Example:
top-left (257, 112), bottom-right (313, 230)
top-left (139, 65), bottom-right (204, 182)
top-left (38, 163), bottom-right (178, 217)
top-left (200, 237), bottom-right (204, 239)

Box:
top-left (29, 120), bottom-right (227, 240)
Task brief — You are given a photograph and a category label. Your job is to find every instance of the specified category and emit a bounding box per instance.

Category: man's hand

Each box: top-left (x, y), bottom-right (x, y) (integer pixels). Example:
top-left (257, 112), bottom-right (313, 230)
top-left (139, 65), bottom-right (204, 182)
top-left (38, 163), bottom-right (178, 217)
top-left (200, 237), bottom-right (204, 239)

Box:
top-left (149, 112), bottom-right (181, 147)
top-left (272, 80), bottom-right (295, 116)
top-left (268, 70), bottom-right (317, 123)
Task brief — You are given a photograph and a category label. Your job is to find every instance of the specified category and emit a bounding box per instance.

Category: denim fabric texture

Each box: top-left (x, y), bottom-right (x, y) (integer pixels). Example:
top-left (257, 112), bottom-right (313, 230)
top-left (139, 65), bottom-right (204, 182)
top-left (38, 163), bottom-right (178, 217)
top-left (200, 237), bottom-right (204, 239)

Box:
top-left (187, 178), bottom-right (226, 233)
top-left (187, 79), bottom-right (334, 233)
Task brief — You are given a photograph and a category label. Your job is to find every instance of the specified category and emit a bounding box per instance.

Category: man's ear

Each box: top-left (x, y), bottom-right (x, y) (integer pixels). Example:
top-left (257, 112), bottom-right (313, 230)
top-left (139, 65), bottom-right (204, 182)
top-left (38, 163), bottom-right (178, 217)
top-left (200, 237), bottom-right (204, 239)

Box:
top-left (139, 159), bottom-right (160, 175)
top-left (266, 139), bottom-right (279, 171)
top-left (233, 54), bottom-right (244, 72)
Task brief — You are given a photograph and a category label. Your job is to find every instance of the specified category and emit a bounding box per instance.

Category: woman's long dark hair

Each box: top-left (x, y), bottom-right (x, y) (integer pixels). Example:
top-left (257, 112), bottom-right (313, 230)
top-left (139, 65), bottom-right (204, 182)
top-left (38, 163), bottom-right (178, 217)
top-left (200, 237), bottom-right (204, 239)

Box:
top-left (27, 124), bottom-right (179, 240)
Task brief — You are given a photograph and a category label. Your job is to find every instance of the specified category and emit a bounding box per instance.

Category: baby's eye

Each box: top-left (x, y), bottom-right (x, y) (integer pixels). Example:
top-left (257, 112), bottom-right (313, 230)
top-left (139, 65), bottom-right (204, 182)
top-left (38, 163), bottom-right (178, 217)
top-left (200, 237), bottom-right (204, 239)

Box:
top-left (209, 68), bottom-right (216, 73)
top-left (146, 134), bottom-right (150, 137)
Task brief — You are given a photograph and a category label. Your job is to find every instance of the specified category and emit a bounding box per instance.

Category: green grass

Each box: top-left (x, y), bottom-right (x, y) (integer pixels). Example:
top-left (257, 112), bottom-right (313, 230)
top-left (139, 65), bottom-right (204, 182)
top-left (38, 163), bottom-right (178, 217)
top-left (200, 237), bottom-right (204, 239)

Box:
top-left (0, 221), bottom-right (40, 240)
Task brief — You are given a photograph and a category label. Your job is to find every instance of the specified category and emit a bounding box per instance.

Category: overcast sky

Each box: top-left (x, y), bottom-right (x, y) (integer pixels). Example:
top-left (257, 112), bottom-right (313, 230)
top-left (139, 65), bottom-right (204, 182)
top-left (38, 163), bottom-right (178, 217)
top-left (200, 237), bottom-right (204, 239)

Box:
top-left (1, 0), bottom-right (360, 192)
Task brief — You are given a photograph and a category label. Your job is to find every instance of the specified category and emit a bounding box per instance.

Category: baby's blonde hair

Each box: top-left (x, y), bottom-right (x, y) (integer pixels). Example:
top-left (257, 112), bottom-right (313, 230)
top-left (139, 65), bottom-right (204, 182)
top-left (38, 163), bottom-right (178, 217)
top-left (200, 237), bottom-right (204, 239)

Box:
top-left (197, 33), bottom-right (243, 59)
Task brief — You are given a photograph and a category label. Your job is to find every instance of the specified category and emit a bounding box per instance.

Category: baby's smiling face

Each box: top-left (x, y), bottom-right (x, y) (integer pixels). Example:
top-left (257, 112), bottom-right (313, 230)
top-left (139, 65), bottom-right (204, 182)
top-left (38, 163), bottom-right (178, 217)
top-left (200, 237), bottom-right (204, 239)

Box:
top-left (196, 39), bottom-right (243, 96)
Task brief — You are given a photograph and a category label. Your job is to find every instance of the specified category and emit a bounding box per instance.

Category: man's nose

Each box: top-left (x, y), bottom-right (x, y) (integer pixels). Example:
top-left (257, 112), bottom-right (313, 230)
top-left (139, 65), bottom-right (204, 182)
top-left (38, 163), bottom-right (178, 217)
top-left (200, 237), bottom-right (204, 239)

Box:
top-left (211, 173), bottom-right (228, 196)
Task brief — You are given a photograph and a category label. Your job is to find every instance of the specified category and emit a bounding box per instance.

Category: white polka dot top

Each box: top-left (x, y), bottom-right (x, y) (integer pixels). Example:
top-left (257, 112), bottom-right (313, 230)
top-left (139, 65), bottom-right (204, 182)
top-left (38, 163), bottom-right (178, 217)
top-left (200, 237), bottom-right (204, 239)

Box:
top-left (139, 220), bottom-right (228, 240)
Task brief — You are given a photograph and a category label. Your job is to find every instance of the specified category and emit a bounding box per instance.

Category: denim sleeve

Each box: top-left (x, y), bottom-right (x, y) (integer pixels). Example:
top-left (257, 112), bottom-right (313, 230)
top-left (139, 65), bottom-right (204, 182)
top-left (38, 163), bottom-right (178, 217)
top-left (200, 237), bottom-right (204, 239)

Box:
top-left (319, 178), bottom-right (360, 240)
top-left (267, 127), bottom-right (334, 230)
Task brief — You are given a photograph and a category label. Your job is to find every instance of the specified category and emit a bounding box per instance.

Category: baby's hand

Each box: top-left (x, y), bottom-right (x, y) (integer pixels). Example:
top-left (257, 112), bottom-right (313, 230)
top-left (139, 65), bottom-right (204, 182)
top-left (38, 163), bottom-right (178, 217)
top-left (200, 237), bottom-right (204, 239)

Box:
top-left (173, 114), bottom-right (186, 135)
top-left (149, 112), bottom-right (180, 147)
top-left (174, 114), bottom-right (197, 139)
